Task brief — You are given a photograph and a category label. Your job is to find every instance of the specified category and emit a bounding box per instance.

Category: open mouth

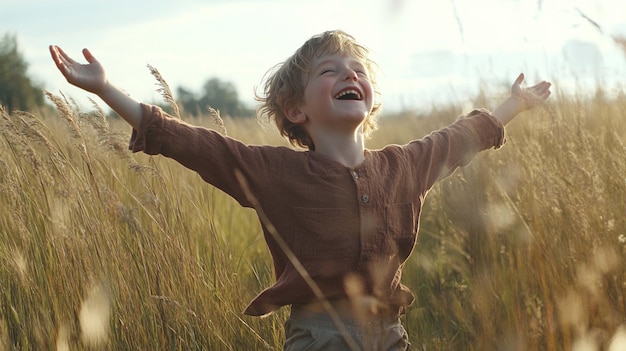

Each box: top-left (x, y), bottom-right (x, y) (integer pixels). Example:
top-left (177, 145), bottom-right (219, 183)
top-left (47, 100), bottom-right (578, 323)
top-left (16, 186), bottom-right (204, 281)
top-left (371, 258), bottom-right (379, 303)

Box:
top-left (334, 89), bottom-right (362, 101)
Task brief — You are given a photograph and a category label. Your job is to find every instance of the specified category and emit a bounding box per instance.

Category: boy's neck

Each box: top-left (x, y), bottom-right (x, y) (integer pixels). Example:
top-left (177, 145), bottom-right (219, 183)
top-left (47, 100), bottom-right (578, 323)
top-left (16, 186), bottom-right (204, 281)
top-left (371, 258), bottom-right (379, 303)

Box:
top-left (312, 130), bottom-right (366, 168)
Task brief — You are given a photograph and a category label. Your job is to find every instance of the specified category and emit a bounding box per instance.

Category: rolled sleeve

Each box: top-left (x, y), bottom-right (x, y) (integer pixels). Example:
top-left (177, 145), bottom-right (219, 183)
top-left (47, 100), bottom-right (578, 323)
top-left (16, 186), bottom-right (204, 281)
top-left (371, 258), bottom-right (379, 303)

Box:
top-left (461, 109), bottom-right (506, 150)
top-left (128, 104), bottom-right (167, 154)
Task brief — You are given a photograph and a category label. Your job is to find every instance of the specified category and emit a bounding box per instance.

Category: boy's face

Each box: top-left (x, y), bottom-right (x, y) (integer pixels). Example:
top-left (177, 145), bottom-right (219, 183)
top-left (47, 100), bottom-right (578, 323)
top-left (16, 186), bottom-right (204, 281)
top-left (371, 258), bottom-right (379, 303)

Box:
top-left (293, 53), bottom-right (374, 136)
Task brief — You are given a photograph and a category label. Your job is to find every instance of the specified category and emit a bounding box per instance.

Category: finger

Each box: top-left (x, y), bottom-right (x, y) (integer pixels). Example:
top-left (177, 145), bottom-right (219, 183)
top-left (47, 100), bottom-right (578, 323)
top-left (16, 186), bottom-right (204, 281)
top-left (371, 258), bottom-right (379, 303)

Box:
top-left (49, 45), bottom-right (60, 64)
top-left (82, 48), bottom-right (97, 64)
top-left (532, 85), bottom-right (551, 102)
top-left (535, 81), bottom-right (552, 94)
top-left (54, 46), bottom-right (77, 67)
top-left (529, 81), bottom-right (548, 92)
top-left (49, 45), bottom-right (68, 73)
top-left (543, 81), bottom-right (552, 91)
top-left (514, 73), bottom-right (525, 86)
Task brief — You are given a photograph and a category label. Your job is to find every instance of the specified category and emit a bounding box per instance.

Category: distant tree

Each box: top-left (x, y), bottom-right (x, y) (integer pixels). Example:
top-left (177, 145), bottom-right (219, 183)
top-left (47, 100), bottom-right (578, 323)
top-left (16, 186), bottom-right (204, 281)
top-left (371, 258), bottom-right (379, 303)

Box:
top-left (176, 77), bottom-right (253, 118)
top-left (176, 86), bottom-right (198, 115)
top-left (0, 34), bottom-right (43, 112)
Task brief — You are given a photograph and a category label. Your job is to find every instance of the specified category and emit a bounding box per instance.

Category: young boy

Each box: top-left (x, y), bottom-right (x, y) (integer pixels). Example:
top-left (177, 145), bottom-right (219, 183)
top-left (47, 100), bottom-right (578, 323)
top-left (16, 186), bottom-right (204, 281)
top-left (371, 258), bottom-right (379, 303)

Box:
top-left (50, 30), bottom-right (551, 351)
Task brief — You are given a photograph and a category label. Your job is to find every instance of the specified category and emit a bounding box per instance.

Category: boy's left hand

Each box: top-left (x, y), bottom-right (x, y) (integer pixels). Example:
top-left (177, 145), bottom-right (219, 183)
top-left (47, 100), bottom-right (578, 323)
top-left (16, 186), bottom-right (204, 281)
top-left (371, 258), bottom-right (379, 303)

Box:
top-left (511, 73), bottom-right (552, 110)
top-left (492, 73), bottom-right (552, 125)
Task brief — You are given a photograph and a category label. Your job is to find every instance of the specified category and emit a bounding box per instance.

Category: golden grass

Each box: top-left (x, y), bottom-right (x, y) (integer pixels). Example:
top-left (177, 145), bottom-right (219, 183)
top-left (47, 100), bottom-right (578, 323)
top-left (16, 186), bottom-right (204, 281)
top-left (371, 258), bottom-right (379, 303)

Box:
top-left (0, 85), bottom-right (625, 350)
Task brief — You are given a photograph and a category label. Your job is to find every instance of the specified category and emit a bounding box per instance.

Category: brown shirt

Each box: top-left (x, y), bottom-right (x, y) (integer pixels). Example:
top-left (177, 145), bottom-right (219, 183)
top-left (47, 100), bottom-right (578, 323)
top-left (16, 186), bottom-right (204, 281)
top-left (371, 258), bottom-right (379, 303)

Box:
top-left (129, 104), bottom-right (505, 316)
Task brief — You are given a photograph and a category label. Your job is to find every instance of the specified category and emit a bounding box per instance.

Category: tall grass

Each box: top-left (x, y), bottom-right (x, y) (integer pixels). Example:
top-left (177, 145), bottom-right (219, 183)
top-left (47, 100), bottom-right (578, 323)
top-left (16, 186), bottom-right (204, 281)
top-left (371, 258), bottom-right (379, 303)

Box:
top-left (0, 83), bottom-right (625, 350)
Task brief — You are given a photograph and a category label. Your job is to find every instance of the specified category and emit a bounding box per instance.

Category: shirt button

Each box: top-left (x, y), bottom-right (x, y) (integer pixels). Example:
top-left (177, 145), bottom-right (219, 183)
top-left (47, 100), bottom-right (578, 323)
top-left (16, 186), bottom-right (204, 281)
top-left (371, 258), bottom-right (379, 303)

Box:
top-left (361, 194), bottom-right (369, 203)
top-left (351, 170), bottom-right (359, 180)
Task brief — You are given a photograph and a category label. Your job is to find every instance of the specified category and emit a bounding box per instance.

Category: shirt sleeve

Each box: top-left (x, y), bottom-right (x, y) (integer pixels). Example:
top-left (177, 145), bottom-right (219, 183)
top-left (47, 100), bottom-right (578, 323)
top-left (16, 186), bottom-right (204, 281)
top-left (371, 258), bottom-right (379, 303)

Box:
top-left (128, 103), bottom-right (272, 208)
top-left (403, 108), bottom-right (505, 194)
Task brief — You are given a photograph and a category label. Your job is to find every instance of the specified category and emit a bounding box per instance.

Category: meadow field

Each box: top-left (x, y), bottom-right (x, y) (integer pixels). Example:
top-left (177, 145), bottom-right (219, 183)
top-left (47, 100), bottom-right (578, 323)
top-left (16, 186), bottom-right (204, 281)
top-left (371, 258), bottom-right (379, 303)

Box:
top-left (1, 83), bottom-right (625, 350)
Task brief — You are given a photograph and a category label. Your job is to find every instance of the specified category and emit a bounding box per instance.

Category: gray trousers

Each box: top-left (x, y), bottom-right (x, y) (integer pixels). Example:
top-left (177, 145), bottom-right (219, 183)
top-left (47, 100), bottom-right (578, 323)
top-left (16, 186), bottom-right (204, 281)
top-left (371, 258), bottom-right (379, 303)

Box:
top-left (284, 307), bottom-right (410, 351)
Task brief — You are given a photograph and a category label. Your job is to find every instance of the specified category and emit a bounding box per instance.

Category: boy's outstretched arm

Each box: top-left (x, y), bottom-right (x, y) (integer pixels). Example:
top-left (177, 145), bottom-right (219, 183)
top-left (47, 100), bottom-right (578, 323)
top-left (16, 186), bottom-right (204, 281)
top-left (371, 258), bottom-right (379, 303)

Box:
top-left (49, 45), bottom-right (142, 129)
top-left (492, 73), bottom-right (552, 126)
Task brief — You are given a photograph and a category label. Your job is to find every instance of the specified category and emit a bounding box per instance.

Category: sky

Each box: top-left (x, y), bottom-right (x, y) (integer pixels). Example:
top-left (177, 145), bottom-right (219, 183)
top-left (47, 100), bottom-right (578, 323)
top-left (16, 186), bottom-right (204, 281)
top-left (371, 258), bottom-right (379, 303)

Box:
top-left (4, 0), bottom-right (626, 113)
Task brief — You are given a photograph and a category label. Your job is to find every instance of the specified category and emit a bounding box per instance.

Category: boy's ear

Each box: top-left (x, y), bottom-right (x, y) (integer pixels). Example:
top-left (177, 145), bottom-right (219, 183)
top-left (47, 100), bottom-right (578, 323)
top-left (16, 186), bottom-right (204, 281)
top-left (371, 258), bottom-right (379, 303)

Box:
top-left (284, 104), bottom-right (307, 124)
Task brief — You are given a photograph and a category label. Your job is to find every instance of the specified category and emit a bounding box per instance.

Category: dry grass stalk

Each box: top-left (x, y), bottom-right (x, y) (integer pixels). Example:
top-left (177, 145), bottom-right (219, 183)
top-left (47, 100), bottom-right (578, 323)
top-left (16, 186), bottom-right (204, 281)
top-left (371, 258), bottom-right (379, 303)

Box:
top-left (88, 96), bottom-right (109, 129)
top-left (147, 64), bottom-right (181, 118)
top-left (207, 106), bottom-right (227, 135)
top-left (44, 90), bottom-right (83, 140)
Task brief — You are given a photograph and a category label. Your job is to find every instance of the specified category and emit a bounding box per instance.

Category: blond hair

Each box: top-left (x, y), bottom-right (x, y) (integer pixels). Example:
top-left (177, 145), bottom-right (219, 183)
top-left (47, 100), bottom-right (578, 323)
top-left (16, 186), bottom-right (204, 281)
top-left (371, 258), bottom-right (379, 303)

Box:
top-left (256, 30), bottom-right (382, 150)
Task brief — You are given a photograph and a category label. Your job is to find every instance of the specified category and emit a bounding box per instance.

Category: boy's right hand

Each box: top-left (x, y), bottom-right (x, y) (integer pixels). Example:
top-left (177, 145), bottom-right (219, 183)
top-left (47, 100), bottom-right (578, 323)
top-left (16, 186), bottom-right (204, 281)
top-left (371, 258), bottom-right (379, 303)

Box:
top-left (49, 46), bottom-right (108, 95)
top-left (49, 45), bottom-right (143, 128)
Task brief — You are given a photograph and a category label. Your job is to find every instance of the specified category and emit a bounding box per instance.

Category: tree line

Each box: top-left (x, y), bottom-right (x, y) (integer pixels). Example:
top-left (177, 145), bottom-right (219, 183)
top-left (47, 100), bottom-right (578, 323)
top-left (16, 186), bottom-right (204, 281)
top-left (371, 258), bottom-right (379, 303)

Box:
top-left (0, 34), bottom-right (44, 112)
top-left (0, 34), bottom-right (253, 118)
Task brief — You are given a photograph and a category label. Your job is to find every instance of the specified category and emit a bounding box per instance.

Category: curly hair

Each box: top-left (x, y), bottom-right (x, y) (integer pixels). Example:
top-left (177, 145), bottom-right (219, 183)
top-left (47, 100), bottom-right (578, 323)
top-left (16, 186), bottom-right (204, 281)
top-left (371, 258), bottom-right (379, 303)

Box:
top-left (256, 30), bottom-right (382, 150)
